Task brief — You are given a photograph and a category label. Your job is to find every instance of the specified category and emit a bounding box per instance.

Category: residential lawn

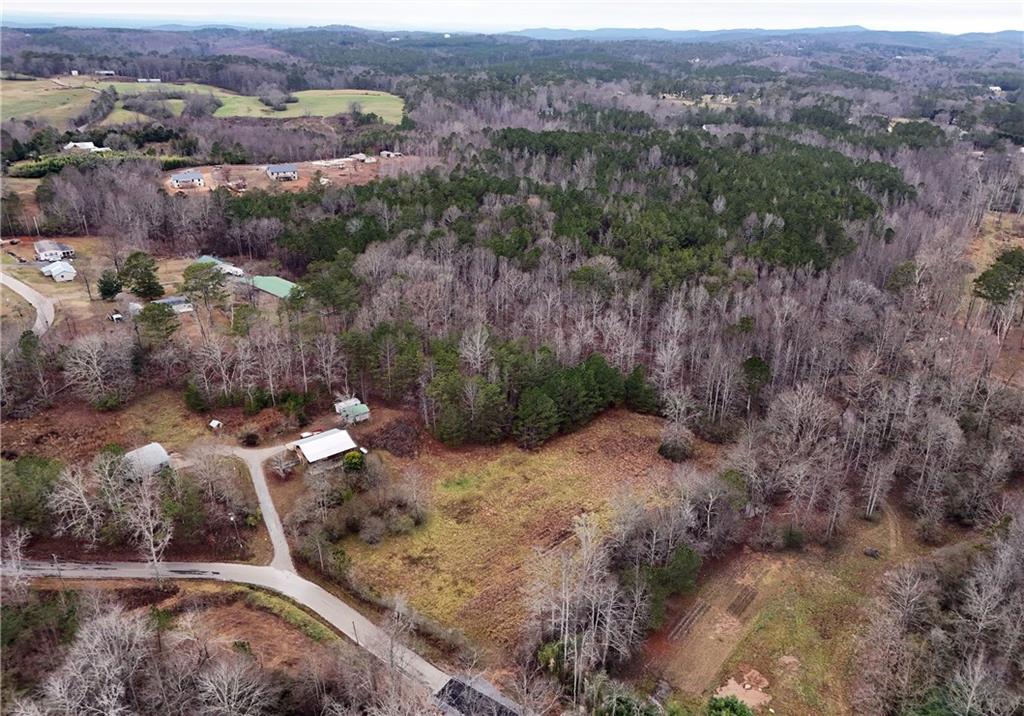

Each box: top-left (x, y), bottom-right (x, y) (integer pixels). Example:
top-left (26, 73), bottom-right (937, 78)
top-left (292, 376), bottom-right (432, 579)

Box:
top-left (0, 79), bottom-right (95, 123)
top-left (340, 409), bottom-right (674, 660)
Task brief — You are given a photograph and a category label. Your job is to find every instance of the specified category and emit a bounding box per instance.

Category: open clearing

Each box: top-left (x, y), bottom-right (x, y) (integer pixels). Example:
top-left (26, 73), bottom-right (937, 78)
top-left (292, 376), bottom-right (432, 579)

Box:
top-left (634, 508), bottom-right (940, 715)
top-left (2, 76), bottom-right (404, 124)
top-left (60, 76), bottom-right (405, 123)
top-left (0, 78), bottom-right (96, 123)
top-left (333, 409), bottom-right (683, 662)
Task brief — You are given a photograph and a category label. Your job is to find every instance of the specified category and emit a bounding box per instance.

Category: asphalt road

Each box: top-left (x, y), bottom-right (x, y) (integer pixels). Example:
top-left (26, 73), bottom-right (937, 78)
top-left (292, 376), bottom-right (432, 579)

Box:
top-left (0, 271), bottom-right (56, 334)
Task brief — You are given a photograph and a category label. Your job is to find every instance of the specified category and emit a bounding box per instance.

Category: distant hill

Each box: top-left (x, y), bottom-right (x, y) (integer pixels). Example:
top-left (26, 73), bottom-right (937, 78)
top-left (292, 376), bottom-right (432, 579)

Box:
top-left (505, 25), bottom-right (1023, 49)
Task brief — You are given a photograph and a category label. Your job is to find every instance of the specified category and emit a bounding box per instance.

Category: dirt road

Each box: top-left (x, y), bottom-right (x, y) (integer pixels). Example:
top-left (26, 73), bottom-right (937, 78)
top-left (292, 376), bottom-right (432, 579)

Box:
top-left (0, 271), bottom-right (55, 334)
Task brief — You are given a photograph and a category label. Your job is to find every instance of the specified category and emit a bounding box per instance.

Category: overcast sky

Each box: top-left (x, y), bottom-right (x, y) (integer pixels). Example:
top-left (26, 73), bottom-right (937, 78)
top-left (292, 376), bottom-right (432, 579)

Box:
top-left (3, 0), bottom-right (1022, 33)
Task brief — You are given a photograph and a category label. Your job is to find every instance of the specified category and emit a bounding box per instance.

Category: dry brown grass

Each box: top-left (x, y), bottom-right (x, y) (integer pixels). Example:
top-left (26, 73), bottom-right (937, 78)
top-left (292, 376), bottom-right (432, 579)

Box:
top-left (340, 409), bottom-right (674, 662)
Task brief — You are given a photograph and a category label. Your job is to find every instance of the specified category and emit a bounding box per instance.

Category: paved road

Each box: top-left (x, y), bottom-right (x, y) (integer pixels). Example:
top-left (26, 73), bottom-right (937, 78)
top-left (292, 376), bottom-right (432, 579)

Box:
top-left (23, 559), bottom-right (450, 692)
top-left (0, 271), bottom-right (56, 335)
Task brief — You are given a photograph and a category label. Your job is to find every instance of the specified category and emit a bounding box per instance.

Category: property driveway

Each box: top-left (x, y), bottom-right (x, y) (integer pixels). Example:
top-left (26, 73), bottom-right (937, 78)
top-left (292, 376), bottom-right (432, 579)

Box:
top-left (215, 444), bottom-right (295, 571)
top-left (0, 271), bottom-right (56, 335)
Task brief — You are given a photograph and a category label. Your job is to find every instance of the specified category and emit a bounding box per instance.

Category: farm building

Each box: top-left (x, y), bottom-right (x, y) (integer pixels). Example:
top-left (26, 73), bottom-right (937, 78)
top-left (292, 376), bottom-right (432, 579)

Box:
top-left (266, 163), bottom-right (299, 181)
top-left (380, 150), bottom-right (403, 158)
top-left (153, 296), bottom-right (194, 314)
top-left (62, 141), bottom-right (111, 153)
top-left (124, 442), bottom-right (170, 475)
top-left (196, 255), bottom-right (244, 277)
top-left (170, 170), bottom-right (204, 189)
top-left (34, 240), bottom-right (75, 262)
top-left (334, 397), bottom-right (370, 424)
top-left (348, 153), bottom-right (368, 162)
top-left (40, 261), bottom-right (77, 282)
top-left (249, 275), bottom-right (297, 299)
top-left (95, 70), bottom-right (116, 76)
top-left (286, 429), bottom-right (358, 464)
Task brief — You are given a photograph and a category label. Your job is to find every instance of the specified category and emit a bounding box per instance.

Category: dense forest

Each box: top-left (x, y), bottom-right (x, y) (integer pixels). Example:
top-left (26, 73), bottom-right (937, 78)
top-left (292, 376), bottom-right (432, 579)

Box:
top-left (1, 20), bottom-right (1023, 716)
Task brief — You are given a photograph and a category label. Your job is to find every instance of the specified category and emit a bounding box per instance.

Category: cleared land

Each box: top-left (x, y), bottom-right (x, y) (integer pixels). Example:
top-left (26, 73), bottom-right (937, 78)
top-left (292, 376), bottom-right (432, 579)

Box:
top-left (333, 409), bottom-right (681, 660)
top-left (0, 78), bottom-right (96, 122)
top-left (0, 282), bottom-right (35, 351)
top-left (61, 76), bottom-right (405, 123)
top-left (635, 508), bottom-right (941, 715)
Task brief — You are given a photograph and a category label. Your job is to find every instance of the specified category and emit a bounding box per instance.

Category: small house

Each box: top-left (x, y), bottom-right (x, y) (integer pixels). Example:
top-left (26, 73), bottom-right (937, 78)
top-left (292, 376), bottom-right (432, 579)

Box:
top-left (70, 70), bottom-right (79, 76)
top-left (266, 163), bottom-right (298, 181)
top-left (62, 141), bottom-right (110, 153)
top-left (40, 261), bottom-right (77, 282)
top-left (380, 150), bottom-right (403, 158)
top-left (34, 240), bottom-right (75, 262)
top-left (348, 153), bottom-right (367, 162)
top-left (153, 296), bottom-right (194, 314)
top-left (170, 170), bottom-right (204, 189)
top-left (95, 70), bottom-right (116, 76)
top-left (286, 428), bottom-right (358, 464)
top-left (334, 397), bottom-right (370, 424)
top-left (124, 442), bottom-right (170, 475)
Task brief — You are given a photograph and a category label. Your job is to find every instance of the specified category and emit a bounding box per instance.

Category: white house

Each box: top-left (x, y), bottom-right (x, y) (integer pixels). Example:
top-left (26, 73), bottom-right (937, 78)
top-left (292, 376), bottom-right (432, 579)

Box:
top-left (286, 428), bottom-right (358, 464)
top-left (266, 163), bottom-right (299, 181)
top-left (40, 261), bottom-right (77, 282)
top-left (170, 170), bottom-right (204, 189)
top-left (124, 442), bottom-right (170, 475)
top-left (95, 70), bottom-right (116, 76)
top-left (62, 141), bottom-right (111, 153)
top-left (34, 240), bottom-right (75, 262)
top-left (348, 153), bottom-right (368, 162)
top-left (153, 296), bottom-right (194, 314)
top-left (380, 150), bottom-right (403, 158)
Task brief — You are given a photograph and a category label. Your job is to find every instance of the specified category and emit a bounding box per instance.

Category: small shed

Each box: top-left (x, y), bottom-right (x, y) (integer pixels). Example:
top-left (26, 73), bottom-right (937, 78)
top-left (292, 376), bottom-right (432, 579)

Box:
top-left (266, 163), bottom-right (299, 181)
top-left (170, 170), bottom-right (204, 189)
top-left (40, 260), bottom-right (77, 282)
top-left (334, 397), bottom-right (370, 424)
top-left (124, 442), bottom-right (170, 475)
top-left (34, 240), bottom-right (75, 262)
top-left (286, 428), bottom-right (358, 464)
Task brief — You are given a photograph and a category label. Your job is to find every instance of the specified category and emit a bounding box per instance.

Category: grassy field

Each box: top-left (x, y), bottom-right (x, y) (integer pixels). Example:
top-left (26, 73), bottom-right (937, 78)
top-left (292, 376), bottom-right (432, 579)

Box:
top-left (0, 78), bottom-right (95, 123)
top-left (340, 409), bottom-right (674, 659)
top-left (69, 77), bottom-right (404, 122)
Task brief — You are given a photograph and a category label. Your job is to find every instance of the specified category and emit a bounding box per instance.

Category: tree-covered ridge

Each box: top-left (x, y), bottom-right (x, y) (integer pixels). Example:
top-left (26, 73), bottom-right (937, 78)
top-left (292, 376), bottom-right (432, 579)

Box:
top-left (244, 128), bottom-right (912, 289)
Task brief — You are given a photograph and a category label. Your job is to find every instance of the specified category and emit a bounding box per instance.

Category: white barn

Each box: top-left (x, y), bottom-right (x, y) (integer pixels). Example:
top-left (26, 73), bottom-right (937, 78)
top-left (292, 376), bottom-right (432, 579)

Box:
top-left (286, 429), bottom-right (358, 464)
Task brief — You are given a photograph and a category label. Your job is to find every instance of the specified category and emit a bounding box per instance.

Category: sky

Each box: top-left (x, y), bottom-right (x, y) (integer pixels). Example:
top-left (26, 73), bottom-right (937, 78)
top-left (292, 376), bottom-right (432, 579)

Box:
top-left (2, 0), bottom-right (1022, 34)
